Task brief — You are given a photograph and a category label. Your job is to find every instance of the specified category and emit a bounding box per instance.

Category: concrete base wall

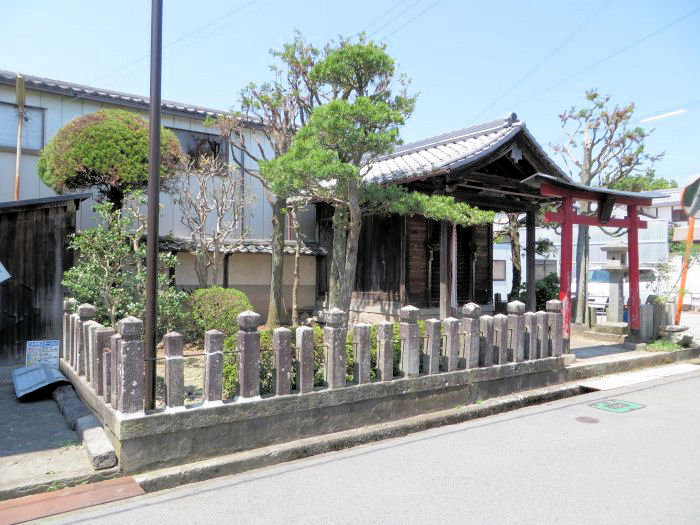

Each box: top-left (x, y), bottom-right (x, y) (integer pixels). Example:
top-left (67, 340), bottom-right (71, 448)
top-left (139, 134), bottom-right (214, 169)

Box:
top-left (64, 357), bottom-right (567, 473)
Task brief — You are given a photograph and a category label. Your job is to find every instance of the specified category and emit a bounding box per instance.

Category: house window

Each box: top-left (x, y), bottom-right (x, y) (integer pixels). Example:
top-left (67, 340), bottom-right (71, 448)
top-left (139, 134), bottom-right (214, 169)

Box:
top-left (170, 128), bottom-right (228, 165)
top-left (534, 259), bottom-right (558, 280)
top-left (493, 260), bottom-right (506, 281)
top-left (672, 207), bottom-right (687, 222)
top-left (0, 102), bottom-right (45, 151)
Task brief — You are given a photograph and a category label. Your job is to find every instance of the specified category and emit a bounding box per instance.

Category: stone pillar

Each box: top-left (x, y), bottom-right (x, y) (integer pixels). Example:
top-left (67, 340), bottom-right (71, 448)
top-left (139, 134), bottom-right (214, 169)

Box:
top-left (86, 322), bottom-right (101, 384)
top-left (62, 298), bottom-right (76, 361)
top-left (118, 316), bottom-right (145, 414)
top-left (103, 349), bottom-right (111, 404)
top-left (93, 327), bottom-right (115, 394)
top-left (493, 314), bottom-right (509, 365)
top-left (110, 334), bottom-right (122, 410)
top-left (295, 326), bottom-right (315, 394)
top-left (536, 310), bottom-right (549, 358)
top-left (399, 306), bottom-right (420, 378)
top-left (237, 311), bottom-right (262, 398)
top-left (507, 301), bottom-right (526, 363)
top-left (376, 321), bottom-right (394, 381)
top-left (203, 329), bottom-right (224, 402)
top-left (353, 323), bottom-right (371, 384)
top-left (443, 317), bottom-right (459, 372)
top-left (273, 327), bottom-right (292, 395)
top-left (547, 300), bottom-right (563, 357)
top-left (163, 332), bottom-right (184, 408)
top-left (524, 312), bottom-right (537, 360)
top-left (76, 304), bottom-right (96, 376)
top-left (461, 303), bottom-right (481, 369)
top-left (324, 308), bottom-right (348, 389)
top-left (424, 319), bottom-right (441, 374)
top-left (479, 315), bottom-right (494, 367)
top-left (69, 313), bottom-right (79, 368)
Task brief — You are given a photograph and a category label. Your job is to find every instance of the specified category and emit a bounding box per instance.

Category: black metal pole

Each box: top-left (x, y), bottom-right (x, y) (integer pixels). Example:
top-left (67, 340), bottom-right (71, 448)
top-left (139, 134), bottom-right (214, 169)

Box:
top-left (145, 0), bottom-right (163, 411)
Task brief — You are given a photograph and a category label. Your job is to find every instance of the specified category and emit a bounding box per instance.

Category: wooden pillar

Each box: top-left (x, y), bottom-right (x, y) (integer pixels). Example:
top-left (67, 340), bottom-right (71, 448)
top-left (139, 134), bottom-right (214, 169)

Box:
top-left (558, 197), bottom-right (574, 350)
top-left (526, 210), bottom-right (536, 312)
top-left (399, 216), bottom-right (407, 304)
top-left (627, 204), bottom-right (641, 339)
top-left (439, 221), bottom-right (451, 318)
top-left (223, 253), bottom-right (230, 288)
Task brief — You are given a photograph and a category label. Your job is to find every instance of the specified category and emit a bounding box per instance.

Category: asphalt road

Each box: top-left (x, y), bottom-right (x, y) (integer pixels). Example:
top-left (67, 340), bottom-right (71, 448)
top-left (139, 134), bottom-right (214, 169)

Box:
top-left (47, 372), bottom-right (700, 524)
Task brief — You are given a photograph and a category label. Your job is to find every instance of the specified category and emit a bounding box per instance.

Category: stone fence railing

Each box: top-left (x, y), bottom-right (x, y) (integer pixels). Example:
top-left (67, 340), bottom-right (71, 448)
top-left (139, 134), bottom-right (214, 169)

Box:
top-left (61, 299), bottom-right (564, 416)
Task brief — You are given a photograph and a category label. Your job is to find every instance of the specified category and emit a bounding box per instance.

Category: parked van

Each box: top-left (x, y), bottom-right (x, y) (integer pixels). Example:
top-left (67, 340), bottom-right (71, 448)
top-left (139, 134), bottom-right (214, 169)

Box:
top-left (585, 267), bottom-right (659, 312)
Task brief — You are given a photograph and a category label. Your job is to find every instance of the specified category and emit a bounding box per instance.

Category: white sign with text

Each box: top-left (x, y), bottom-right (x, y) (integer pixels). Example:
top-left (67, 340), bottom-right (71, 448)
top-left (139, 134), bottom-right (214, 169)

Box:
top-left (25, 340), bottom-right (60, 368)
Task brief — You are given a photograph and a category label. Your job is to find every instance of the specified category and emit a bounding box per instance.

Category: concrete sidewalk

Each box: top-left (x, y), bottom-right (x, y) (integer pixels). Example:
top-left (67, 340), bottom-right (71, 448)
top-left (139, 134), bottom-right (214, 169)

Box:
top-left (0, 366), bottom-right (112, 500)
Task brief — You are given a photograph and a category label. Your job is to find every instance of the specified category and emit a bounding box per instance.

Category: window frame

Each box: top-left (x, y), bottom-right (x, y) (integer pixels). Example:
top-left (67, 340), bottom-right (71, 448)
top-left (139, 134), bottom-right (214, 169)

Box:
top-left (0, 101), bottom-right (46, 155)
top-left (167, 126), bottom-right (230, 165)
top-left (493, 259), bottom-right (507, 281)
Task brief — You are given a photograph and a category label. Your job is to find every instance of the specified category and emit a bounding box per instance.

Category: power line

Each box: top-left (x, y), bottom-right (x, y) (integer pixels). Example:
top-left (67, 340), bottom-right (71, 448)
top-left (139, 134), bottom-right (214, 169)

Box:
top-left (361, 0), bottom-right (408, 33)
top-left (472, 0), bottom-right (614, 121)
top-left (64, 0), bottom-right (259, 106)
top-left (488, 6), bottom-right (700, 119)
top-left (369, 0), bottom-right (420, 38)
top-left (379, 0), bottom-right (445, 42)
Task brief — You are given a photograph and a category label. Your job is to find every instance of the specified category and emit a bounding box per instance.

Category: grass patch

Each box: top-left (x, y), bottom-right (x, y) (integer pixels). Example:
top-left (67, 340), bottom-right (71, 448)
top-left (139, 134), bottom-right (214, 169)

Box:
top-left (647, 338), bottom-right (682, 352)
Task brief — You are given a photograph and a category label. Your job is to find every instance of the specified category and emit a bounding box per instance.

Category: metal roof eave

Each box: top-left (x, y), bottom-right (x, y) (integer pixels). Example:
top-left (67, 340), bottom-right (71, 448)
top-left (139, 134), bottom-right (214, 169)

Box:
top-left (521, 173), bottom-right (668, 202)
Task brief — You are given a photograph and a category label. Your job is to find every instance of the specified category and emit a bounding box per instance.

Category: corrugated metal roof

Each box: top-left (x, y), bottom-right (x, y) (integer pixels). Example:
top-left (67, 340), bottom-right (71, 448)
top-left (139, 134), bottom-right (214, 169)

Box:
top-left (0, 70), bottom-right (260, 125)
top-left (362, 114), bottom-right (568, 185)
top-left (12, 365), bottom-right (68, 399)
top-left (159, 237), bottom-right (327, 256)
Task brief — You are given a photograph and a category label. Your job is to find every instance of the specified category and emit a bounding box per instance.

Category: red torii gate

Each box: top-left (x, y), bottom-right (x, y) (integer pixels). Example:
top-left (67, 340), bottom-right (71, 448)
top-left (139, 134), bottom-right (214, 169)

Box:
top-left (523, 173), bottom-right (663, 349)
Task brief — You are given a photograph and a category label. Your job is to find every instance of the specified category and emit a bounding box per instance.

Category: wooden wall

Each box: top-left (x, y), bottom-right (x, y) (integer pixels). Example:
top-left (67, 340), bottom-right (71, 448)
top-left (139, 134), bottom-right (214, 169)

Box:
top-left (0, 198), bottom-right (77, 364)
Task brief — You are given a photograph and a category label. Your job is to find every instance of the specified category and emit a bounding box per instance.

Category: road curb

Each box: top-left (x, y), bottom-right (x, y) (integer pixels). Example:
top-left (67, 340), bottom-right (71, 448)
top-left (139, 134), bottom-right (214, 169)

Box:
top-left (135, 383), bottom-right (584, 493)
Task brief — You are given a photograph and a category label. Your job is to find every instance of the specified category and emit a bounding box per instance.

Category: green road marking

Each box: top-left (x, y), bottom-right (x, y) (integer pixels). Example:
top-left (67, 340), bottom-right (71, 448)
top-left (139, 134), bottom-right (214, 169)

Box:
top-left (589, 399), bottom-right (646, 413)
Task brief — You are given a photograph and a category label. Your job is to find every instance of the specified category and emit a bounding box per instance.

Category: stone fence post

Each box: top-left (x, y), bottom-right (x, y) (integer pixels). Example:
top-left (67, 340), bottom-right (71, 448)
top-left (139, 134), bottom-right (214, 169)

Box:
top-left (63, 298), bottom-right (76, 361)
top-left (424, 319), bottom-right (441, 375)
top-left (273, 327), bottom-right (292, 395)
top-left (295, 326), bottom-right (315, 394)
top-left (536, 310), bottom-right (548, 358)
top-left (547, 300), bottom-right (563, 357)
top-left (118, 316), bottom-right (144, 414)
top-left (110, 333), bottom-right (122, 410)
top-left (461, 303), bottom-right (480, 369)
top-left (376, 321), bottom-right (394, 381)
top-left (443, 317), bottom-right (459, 372)
top-left (479, 315), bottom-right (494, 367)
top-left (69, 312), bottom-right (79, 369)
top-left (324, 308), bottom-right (347, 389)
top-left (103, 348), bottom-right (111, 404)
top-left (76, 304), bottom-right (96, 376)
top-left (238, 311), bottom-right (262, 399)
top-left (86, 322), bottom-right (102, 384)
top-left (507, 301), bottom-right (525, 363)
top-left (93, 327), bottom-right (115, 394)
top-left (524, 312), bottom-right (537, 360)
top-left (353, 323), bottom-right (371, 385)
top-left (164, 332), bottom-right (184, 408)
top-left (204, 329), bottom-right (224, 402)
top-left (399, 306), bottom-right (420, 378)
top-left (493, 314), bottom-right (508, 365)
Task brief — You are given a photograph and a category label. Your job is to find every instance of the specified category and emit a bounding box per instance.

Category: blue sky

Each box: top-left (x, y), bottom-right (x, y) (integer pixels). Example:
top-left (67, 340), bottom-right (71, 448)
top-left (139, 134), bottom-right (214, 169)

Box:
top-left (2, 0), bottom-right (699, 186)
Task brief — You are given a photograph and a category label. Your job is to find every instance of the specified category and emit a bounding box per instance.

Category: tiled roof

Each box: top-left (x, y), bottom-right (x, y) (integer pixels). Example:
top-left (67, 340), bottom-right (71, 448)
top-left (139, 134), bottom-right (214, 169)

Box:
top-left (362, 114), bottom-right (567, 184)
top-left (0, 70), bottom-right (260, 124)
top-left (159, 237), bottom-right (326, 256)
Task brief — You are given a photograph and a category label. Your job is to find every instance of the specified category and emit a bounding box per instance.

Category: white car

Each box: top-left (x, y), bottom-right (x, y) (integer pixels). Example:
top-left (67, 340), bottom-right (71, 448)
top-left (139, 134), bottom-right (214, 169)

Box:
top-left (585, 267), bottom-right (659, 312)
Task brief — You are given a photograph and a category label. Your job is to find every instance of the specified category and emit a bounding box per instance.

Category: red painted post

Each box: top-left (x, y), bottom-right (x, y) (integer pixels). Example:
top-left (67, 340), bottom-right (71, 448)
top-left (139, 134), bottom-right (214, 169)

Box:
top-left (627, 205), bottom-right (641, 338)
top-left (558, 196), bottom-right (574, 351)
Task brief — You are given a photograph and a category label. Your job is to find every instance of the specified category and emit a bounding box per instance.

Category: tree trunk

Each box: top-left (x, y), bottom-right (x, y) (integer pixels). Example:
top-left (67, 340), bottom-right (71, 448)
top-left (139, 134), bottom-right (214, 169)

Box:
top-left (574, 201), bottom-right (591, 325)
top-left (507, 213), bottom-right (522, 300)
top-left (194, 251), bottom-right (209, 288)
top-left (267, 197), bottom-right (286, 327)
top-left (291, 230), bottom-right (301, 327)
top-left (339, 184), bottom-right (362, 314)
top-left (328, 204), bottom-right (348, 309)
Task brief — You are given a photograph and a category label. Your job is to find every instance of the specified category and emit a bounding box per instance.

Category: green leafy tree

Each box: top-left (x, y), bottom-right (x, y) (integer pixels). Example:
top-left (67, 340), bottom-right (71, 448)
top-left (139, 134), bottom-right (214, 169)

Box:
top-left (63, 199), bottom-right (188, 334)
top-left (38, 109), bottom-right (181, 208)
top-left (264, 35), bottom-right (494, 313)
top-left (552, 90), bottom-right (665, 325)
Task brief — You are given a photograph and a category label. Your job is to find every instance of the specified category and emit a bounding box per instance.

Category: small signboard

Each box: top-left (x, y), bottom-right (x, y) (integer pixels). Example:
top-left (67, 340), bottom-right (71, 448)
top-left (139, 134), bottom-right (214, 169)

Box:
top-left (0, 261), bottom-right (10, 284)
top-left (25, 340), bottom-right (60, 369)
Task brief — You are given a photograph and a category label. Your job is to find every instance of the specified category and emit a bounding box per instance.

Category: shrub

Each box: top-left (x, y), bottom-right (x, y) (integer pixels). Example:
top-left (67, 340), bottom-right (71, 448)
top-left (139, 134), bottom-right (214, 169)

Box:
top-left (517, 273), bottom-right (560, 311)
top-left (190, 287), bottom-right (253, 338)
top-left (38, 109), bottom-right (181, 208)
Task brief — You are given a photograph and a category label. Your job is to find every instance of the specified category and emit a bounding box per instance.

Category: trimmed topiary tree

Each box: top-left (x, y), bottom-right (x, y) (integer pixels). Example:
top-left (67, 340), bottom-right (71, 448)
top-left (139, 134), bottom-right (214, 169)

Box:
top-left (38, 108), bottom-right (181, 208)
top-left (190, 286), bottom-right (254, 337)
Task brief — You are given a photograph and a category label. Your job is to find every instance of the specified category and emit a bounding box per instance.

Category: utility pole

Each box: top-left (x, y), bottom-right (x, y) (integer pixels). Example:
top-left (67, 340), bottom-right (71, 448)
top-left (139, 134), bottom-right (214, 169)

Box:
top-left (145, 0), bottom-right (163, 410)
top-left (14, 75), bottom-right (25, 201)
